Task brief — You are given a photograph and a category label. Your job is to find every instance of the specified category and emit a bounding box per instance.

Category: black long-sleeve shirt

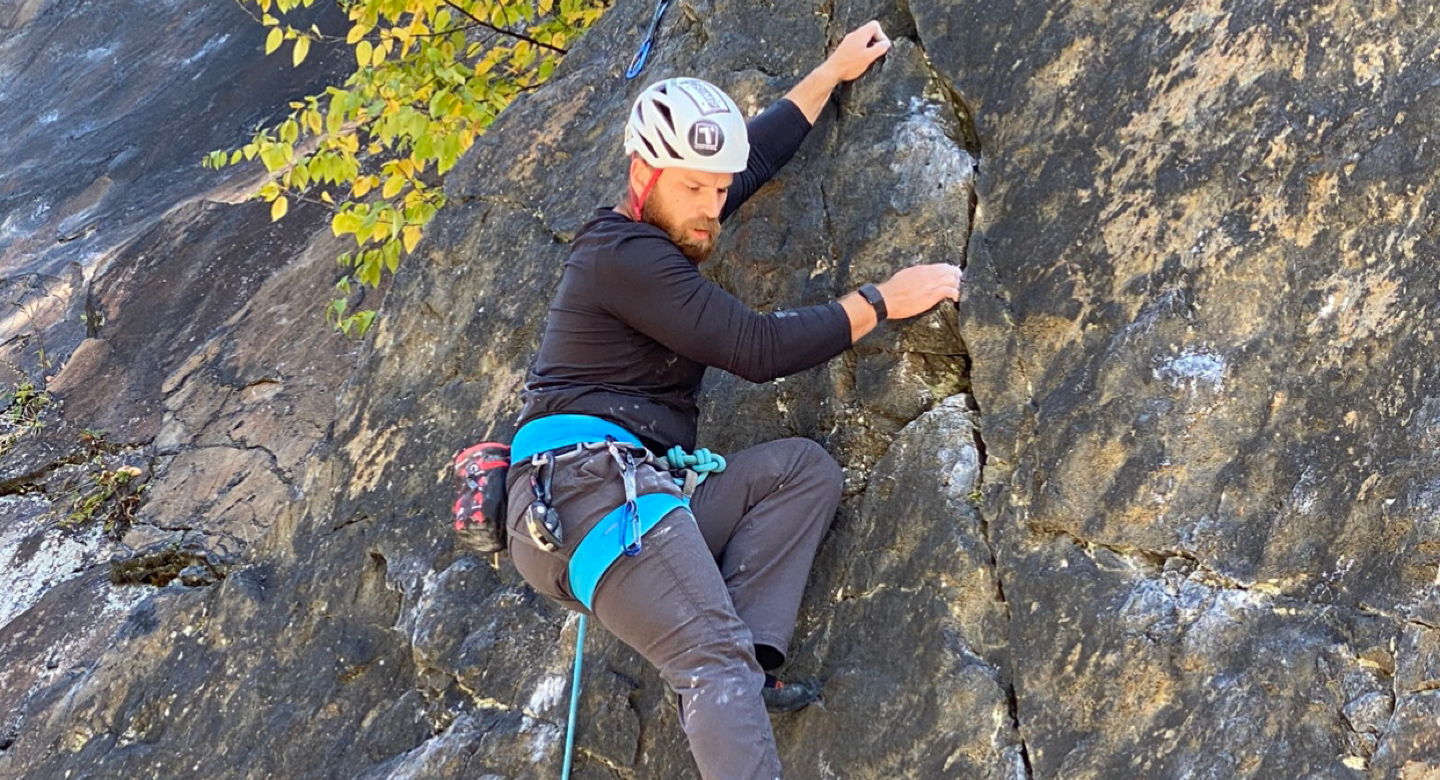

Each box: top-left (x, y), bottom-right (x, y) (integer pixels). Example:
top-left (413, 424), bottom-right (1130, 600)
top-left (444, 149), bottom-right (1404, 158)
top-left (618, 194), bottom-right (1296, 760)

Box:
top-left (516, 98), bottom-right (851, 451)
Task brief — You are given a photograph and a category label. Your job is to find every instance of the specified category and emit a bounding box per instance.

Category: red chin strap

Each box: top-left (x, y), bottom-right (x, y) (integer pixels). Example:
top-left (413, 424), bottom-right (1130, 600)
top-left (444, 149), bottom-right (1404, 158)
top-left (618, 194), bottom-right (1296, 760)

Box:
top-left (630, 165), bottom-right (664, 222)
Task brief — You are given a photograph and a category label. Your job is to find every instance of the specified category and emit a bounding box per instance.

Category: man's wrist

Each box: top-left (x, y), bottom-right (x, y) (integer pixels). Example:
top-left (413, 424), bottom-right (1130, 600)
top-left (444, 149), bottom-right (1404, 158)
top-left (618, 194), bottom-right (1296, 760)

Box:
top-left (814, 59), bottom-right (845, 91)
top-left (858, 283), bottom-right (887, 321)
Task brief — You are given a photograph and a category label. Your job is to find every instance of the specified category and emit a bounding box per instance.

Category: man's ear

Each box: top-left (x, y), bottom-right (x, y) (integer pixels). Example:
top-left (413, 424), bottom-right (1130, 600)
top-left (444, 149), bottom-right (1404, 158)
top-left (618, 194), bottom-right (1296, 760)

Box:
top-left (627, 155), bottom-right (652, 199)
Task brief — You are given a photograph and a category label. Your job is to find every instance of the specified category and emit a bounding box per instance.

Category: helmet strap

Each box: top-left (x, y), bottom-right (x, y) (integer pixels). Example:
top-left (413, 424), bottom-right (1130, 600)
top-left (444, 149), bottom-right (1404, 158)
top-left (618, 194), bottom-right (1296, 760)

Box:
top-left (630, 164), bottom-right (664, 222)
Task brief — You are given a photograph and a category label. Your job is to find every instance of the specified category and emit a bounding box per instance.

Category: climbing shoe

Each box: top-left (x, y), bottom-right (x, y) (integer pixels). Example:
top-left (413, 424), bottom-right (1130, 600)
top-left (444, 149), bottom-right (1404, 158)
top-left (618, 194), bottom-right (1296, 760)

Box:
top-left (761, 674), bottom-right (821, 714)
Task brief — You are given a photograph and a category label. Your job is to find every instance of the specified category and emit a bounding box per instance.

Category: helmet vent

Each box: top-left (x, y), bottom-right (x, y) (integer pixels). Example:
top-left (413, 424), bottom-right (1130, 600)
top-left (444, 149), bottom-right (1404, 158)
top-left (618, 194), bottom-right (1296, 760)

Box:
top-left (654, 101), bottom-right (675, 133)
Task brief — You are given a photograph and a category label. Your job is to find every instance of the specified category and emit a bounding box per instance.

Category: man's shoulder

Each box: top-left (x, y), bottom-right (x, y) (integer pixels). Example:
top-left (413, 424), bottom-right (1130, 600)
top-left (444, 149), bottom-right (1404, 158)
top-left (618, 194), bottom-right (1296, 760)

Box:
top-left (572, 209), bottom-right (685, 270)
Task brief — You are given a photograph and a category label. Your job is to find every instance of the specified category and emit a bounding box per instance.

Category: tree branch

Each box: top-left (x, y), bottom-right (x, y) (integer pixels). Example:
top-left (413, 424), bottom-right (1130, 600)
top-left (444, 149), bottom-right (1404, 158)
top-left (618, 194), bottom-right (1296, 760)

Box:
top-left (441, 0), bottom-right (568, 54)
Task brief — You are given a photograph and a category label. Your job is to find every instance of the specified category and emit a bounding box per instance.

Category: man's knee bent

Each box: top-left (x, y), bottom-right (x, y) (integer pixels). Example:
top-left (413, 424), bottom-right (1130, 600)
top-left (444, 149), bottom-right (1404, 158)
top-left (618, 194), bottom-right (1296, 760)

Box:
top-left (785, 437), bottom-right (843, 500)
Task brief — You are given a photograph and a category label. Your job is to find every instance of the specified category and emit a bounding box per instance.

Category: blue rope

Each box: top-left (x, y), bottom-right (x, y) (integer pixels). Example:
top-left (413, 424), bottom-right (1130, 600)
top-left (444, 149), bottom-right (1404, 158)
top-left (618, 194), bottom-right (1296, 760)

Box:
top-left (562, 614), bottom-right (586, 780)
top-left (664, 446), bottom-right (726, 485)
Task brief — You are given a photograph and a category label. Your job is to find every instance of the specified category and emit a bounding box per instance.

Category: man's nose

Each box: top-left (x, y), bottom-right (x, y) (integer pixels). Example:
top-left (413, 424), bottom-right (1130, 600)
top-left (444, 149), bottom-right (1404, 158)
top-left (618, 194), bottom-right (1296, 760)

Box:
top-left (699, 193), bottom-right (723, 220)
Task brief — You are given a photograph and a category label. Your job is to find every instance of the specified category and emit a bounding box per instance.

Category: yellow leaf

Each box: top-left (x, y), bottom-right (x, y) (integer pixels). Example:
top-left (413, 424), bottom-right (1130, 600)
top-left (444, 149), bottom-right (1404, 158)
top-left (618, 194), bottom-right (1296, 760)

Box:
top-left (356, 39), bottom-right (373, 67)
top-left (265, 27), bottom-right (284, 55)
top-left (346, 23), bottom-right (366, 44)
top-left (271, 195), bottom-right (289, 222)
top-left (353, 176), bottom-right (375, 197)
top-left (382, 175), bottom-right (404, 198)
top-left (402, 226), bottom-right (423, 253)
top-left (293, 35), bottom-right (310, 66)
top-left (320, 191), bottom-right (335, 204)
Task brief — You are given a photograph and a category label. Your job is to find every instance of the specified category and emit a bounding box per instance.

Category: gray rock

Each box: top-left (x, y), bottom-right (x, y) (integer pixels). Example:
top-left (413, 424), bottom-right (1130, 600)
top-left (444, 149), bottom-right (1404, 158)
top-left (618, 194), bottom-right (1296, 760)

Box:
top-left (4, 0), bottom-right (1440, 778)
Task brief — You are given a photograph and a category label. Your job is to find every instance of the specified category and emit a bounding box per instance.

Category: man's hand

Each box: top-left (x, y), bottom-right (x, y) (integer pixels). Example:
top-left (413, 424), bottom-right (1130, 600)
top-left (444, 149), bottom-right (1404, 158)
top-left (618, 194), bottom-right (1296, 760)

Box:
top-left (785, 21), bottom-right (893, 123)
top-left (877, 263), bottom-right (962, 319)
top-left (840, 263), bottom-right (962, 343)
top-left (824, 21), bottom-right (893, 83)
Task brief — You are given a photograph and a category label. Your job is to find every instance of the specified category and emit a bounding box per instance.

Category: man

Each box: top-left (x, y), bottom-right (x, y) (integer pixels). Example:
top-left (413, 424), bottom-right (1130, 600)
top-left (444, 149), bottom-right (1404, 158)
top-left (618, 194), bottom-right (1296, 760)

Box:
top-left (504, 20), bottom-right (962, 779)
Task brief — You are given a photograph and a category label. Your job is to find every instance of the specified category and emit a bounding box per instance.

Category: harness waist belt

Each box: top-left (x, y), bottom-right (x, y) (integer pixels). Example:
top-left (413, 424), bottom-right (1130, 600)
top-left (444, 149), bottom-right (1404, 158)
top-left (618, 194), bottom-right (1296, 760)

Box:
top-left (569, 492), bottom-right (688, 610)
top-left (511, 414), bottom-right (642, 462)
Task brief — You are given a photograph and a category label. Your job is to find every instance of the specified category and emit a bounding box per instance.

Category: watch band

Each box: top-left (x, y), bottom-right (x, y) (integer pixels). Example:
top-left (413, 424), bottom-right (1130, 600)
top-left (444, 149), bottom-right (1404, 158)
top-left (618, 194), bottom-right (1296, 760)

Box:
top-left (858, 283), bottom-right (887, 321)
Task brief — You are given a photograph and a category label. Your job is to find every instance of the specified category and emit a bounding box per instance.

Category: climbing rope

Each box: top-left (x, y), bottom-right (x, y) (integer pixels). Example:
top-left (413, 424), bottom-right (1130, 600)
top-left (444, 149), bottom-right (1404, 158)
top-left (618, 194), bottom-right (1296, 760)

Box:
top-left (664, 445), bottom-right (726, 485)
top-left (562, 614), bottom-right (586, 780)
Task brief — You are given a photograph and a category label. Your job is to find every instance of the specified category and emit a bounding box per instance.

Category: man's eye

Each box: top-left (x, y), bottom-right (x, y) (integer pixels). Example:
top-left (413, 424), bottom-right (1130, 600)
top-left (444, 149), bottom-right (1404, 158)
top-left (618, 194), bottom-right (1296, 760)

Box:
top-left (687, 185), bottom-right (701, 192)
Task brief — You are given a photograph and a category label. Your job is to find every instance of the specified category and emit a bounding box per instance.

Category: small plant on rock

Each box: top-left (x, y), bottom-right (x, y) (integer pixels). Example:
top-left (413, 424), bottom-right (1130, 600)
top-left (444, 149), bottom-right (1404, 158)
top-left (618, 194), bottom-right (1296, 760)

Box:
top-left (0, 381), bottom-right (52, 455)
top-left (61, 464), bottom-right (147, 532)
top-left (59, 430), bottom-right (149, 534)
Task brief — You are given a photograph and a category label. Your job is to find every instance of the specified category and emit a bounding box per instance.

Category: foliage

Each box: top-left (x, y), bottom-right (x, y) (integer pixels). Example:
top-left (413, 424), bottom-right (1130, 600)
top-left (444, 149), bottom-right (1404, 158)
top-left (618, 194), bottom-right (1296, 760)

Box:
top-left (0, 381), bottom-right (51, 455)
top-left (59, 430), bottom-right (148, 533)
top-left (205, 0), bottom-right (609, 336)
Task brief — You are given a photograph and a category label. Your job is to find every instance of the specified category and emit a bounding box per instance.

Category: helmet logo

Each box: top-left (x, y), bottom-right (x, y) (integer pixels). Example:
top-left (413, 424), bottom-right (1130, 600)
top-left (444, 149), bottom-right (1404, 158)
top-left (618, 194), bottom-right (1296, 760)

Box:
top-left (689, 120), bottom-right (724, 156)
top-left (678, 79), bottom-right (731, 116)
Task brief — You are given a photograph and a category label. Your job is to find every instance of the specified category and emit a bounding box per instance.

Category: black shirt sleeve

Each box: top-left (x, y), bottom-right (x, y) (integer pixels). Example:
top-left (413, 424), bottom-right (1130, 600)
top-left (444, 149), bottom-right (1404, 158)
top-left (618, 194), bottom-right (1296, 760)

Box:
top-left (721, 98), bottom-right (813, 223)
top-left (594, 234), bottom-right (851, 383)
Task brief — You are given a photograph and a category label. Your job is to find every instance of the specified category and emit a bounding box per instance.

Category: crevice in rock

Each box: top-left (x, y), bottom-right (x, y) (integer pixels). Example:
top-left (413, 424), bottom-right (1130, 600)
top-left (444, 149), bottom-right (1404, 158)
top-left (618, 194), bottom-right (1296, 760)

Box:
top-left (1041, 527), bottom-right (1440, 635)
top-left (450, 194), bottom-right (571, 244)
top-left (896, 0), bottom-right (981, 157)
top-left (890, 0), bottom-right (1023, 765)
top-left (575, 746), bottom-right (631, 779)
top-left (967, 415), bottom-right (1032, 778)
top-left (0, 454), bottom-right (85, 497)
top-left (831, 581), bottom-right (924, 605)
top-left (816, 174), bottom-right (843, 276)
top-left (110, 543), bottom-right (231, 587)
top-left (328, 513), bottom-right (373, 534)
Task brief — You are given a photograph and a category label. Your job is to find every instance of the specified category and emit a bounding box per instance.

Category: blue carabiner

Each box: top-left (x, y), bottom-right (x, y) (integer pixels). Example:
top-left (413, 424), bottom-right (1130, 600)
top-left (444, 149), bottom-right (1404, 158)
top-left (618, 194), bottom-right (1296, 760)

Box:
top-left (625, 39), bottom-right (652, 80)
top-left (625, 0), bottom-right (670, 80)
top-left (621, 498), bottom-right (642, 556)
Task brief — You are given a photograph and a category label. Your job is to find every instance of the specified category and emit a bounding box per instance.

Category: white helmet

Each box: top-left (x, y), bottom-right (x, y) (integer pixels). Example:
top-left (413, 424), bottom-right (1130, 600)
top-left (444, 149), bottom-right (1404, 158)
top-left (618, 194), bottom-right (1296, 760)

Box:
top-left (623, 78), bottom-right (750, 174)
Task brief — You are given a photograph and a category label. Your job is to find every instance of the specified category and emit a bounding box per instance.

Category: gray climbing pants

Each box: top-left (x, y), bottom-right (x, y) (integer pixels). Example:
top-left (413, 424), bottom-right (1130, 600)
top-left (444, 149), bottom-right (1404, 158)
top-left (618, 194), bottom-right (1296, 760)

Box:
top-left (506, 437), bottom-right (843, 780)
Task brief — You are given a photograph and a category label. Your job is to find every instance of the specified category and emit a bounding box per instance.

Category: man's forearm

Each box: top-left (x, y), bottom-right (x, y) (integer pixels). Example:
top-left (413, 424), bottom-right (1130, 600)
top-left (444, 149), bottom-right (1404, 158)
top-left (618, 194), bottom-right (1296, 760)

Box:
top-left (784, 63), bottom-right (843, 125)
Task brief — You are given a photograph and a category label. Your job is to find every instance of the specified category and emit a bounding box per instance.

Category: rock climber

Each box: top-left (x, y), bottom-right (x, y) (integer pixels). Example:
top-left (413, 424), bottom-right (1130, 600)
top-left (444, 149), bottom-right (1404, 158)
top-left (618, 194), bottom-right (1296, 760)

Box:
top-left (504, 20), bottom-right (962, 780)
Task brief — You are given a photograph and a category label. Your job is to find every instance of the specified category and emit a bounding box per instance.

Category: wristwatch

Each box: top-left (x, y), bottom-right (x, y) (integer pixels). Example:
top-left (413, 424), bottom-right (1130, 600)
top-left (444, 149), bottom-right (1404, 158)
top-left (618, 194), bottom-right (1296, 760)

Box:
top-left (858, 283), bottom-right (887, 322)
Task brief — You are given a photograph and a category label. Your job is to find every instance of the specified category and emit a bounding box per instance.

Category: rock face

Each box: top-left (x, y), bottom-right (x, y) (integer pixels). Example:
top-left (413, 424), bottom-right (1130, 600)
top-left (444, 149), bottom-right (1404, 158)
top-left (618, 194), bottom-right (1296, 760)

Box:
top-left (2, 0), bottom-right (1439, 779)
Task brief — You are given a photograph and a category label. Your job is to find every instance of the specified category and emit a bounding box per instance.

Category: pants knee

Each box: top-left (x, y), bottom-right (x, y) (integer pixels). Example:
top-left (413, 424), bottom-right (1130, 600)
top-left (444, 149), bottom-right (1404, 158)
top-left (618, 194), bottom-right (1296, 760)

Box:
top-left (660, 634), bottom-right (763, 696)
top-left (789, 437), bottom-right (843, 499)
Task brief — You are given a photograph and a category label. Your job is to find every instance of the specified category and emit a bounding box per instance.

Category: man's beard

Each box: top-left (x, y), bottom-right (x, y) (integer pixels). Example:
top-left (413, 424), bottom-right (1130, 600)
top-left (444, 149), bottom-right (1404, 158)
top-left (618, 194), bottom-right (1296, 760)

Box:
top-left (643, 201), bottom-right (721, 263)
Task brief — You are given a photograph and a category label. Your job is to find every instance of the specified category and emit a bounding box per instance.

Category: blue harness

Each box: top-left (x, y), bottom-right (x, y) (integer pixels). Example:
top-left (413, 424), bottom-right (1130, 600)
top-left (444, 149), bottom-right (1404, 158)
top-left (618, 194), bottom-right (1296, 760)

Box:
top-left (511, 414), bottom-right (692, 611)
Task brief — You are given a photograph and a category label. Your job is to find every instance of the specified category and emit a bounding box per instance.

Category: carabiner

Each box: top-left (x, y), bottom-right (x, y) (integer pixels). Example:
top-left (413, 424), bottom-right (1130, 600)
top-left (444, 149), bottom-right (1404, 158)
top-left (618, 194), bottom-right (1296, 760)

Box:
top-left (625, 0), bottom-right (671, 80)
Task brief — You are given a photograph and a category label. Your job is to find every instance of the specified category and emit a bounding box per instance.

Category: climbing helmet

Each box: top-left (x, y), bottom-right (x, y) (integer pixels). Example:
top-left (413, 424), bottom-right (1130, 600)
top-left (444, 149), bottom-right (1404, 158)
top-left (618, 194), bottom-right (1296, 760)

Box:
top-left (623, 77), bottom-right (750, 174)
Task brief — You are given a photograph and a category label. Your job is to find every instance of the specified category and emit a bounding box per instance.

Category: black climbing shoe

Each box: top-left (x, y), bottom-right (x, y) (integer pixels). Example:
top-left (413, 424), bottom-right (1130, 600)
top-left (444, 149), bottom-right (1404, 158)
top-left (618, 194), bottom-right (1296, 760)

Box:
top-left (761, 674), bottom-right (821, 714)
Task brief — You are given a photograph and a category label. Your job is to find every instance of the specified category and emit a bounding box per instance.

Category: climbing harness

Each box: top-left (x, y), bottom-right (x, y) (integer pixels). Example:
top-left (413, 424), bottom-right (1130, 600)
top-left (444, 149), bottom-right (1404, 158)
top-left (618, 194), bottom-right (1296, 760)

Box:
top-left (509, 413), bottom-right (728, 779)
top-left (625, 0), bottom-right (671, 79)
